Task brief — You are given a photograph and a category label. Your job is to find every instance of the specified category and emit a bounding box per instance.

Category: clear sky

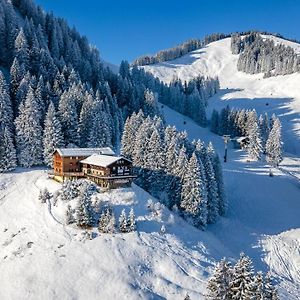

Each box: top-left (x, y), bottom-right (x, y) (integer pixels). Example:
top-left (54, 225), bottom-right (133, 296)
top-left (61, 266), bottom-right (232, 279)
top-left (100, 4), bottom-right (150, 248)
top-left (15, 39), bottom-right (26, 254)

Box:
top-left (35, 0), bottom-right (300, 65)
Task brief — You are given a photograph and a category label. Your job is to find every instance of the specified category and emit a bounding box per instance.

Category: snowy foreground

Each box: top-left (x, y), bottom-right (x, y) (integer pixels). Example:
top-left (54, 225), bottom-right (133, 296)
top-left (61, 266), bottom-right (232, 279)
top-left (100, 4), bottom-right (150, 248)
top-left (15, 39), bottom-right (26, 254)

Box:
top-left (1, 104), bottom-right (300, 299)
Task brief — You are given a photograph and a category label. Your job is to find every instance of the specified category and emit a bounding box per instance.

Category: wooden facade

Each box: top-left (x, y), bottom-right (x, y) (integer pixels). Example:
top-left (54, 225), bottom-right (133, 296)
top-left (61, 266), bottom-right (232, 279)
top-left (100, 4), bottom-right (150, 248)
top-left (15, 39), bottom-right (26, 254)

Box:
top-left (52, 148), bottom-right (136, 189)
top-left (81, 156), bottom-right (136, 189)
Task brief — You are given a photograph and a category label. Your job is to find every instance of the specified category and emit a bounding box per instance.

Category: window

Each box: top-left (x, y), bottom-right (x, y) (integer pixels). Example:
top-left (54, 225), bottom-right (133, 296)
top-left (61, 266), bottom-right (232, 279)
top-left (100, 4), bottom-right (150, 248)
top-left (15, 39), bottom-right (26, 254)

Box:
top-left (70, 156), bottom-right (73, 160)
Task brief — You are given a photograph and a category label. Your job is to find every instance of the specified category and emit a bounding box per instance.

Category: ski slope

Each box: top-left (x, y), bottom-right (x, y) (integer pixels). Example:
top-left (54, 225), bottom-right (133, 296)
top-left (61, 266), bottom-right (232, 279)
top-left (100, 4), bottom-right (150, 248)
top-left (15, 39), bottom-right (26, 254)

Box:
top-left (144, 35), bottom-right (300, 156)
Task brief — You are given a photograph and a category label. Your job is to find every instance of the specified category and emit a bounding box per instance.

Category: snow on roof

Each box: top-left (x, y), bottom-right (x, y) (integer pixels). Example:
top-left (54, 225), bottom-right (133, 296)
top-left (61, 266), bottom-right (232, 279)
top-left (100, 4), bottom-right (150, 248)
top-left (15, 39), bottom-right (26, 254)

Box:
top-left (80, 154), bottom-right (131, 168)
top-left (56, 147), bottom-right (115, 157)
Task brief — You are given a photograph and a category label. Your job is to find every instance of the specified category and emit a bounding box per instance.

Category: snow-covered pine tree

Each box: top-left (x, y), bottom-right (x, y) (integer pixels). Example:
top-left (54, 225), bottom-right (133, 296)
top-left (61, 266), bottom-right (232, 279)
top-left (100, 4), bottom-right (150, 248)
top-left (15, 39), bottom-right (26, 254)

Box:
top-left (247, 110), bottom-right (262, 160)
top-left (180, 152), bottom-right (208, 227)
top-left (0, 127), bottom-right (17, 172)
top-left (171, 145), bottom-right (188, 208)
top-left (206, 258), bottom-right (232, 300)
top-left (99, 209), bottom-right (116, 233)
top-left (88, 101), bottom-right (112, 148)
top-left (0, 72), bottom-right (17, 172)
top-left (128, 207), bottom-right (136, 232)
top-left (207, 142), bottom-right (226, 216)
top-left (121, 113), bottom-right (136, 159)
top-left (38, 188), bottom-right (52, 204)
top-left (0, 71), bottom-right (13, 128)
top-left (10, 58), bottom-right (26, 105)
top-left (43, 102), bottom-right (64, 166)
top-left (15, 86), bottom-right (43, 167)
top-left (75, 185), bottom-right (93, 228)
top-left (146, 128), bottom-right (165, 197)
top-left (58, 88), bottom-right (79, 146)
top-left (14, 28), bottom-right (29, 69)
top-left (143, 89), bottom-right (160, 118)
top-left (98, 211), bottom-right (107, 233)
top-left (252, 271), bottom-right (266, 299)
top-left (119, 209), bottom-right (128, 233)
top-left (259, 113), bottom-right (270, 153)
top-left (229, 252), bottom-right (255, 299)
top-left (266, 116), bottom-right (282, 169)
top-left (66, 204), bottom-right (75, 225)
top-left (77, 92), bottom-right (94, 147)
top-left (264, 273), bottom-right (280, 300)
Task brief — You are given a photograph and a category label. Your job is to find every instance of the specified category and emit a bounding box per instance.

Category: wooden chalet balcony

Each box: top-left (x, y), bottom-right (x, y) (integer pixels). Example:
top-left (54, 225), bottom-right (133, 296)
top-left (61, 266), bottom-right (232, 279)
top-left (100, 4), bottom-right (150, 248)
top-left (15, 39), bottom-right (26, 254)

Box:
top-left (85, 173), bottom-right (137, 180)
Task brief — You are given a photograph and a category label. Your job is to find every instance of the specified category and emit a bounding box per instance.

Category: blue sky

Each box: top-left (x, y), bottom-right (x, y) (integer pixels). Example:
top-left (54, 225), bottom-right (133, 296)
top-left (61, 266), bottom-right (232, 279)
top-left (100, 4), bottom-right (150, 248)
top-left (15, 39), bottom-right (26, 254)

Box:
top-left (35, 0), bottom-right (300, 65)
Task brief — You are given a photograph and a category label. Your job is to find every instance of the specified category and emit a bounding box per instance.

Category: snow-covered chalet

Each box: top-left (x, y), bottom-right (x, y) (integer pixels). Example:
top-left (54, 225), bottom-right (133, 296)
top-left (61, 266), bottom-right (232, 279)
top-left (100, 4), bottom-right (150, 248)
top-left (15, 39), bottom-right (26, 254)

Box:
top-left (52, 148), bottom-right (136, 189)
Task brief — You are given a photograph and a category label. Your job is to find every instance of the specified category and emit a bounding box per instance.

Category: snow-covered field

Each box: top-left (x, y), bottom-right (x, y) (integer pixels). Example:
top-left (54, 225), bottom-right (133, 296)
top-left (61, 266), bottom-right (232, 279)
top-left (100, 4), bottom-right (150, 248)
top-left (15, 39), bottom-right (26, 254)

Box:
top-left (1, 35), bottom-right (300, 299)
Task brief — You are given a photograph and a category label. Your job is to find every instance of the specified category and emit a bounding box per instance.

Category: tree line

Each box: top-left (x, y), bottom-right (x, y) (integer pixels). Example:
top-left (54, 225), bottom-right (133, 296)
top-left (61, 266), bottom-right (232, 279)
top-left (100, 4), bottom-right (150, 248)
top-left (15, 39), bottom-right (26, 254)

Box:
top-left (210, 107), bottom-right (283, 166)
top-left (133, 33), bottom-right (230, 66)
top-left (206, 253), bottom-right (279, 299)
top-left (231, 32), bottom-right (300, 77)
top-left (121, 111), bottom-right (226, 228)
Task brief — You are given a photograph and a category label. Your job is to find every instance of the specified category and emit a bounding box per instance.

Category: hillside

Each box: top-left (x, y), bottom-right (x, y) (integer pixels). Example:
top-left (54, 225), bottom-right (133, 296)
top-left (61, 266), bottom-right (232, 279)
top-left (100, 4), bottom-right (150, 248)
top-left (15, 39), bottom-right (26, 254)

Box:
top-left (0, 0), bottom-right (299, 297)
top-left (143, 36), bottom-right (300, 156)
top-left (1, 103), bottom-right (300, 298)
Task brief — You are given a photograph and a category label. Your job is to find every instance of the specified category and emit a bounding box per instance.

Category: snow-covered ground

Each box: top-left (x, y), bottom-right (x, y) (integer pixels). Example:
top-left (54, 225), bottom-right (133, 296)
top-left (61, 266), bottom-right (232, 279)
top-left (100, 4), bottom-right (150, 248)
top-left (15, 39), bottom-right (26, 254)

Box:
top-left (1, 105), bottom-right (300, 298)
top-left (1, 35), bottom-right (300, 299)
top-left (0, 168), bottom-right (229, 300)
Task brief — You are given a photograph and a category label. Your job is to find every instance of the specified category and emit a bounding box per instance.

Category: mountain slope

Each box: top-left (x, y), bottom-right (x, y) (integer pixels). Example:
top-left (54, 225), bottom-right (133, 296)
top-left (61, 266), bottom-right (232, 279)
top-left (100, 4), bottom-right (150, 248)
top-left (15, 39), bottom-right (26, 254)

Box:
top-left (143, 36), bottom-right (300, 156)
top-left (1, 102), bottom-right (300, 298)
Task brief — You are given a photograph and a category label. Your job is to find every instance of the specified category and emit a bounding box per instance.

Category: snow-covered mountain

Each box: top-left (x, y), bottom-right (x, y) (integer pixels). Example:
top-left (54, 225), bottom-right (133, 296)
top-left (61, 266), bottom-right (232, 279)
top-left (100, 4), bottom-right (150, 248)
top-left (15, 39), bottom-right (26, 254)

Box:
top-left (0, 0), bottom-right (299, 296)
top-left (143, 35), bottom-right (300, 156)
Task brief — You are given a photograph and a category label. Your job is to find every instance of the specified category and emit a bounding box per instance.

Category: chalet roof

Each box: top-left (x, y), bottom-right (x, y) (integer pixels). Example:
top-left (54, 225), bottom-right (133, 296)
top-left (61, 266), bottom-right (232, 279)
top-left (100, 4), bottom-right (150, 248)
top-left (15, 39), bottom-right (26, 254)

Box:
top-left (55, 147), bottom-right (115, 157)
top-left (80, 154), bottom-right (131, 168)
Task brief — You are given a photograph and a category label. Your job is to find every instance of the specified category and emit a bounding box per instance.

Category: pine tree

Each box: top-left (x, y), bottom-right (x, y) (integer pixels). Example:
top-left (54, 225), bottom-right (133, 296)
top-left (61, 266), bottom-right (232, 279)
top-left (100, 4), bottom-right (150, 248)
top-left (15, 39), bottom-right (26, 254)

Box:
top-left (78, 92), bottom-right (94, 147)
top-left (206, 258), bottom-right (232, 300)
top-left (38, 188), bottom-right (52, 204)
top-left (180, 153), bottom-right (208, 227)
top-left (259, 113), bottom-right (270, 153)
top-left (230, 253), bottom-right (255, 299)
top-left (66, 204), bottom-right (75, 225)
top-left (128, 207), bottom-right (136, 232)
top-left (15, 87), bottom-right (43, 167)
top-left (119, 209), bottom-right (128, 233)
top-left (266, 117), bottom-right (282, 169)
top-left (58, 89), bottom-right (79, 146)
top-left (75, 185), bottom-right (93, 228)
top-left (146, 128), bottom-right (165, 196)
top-left (264, 273), bottom-right (279, 300)
top-left (98, 208), bottom-right (116, 233)
top-left (253, 271), bottom-right (266, 299)
top-left (0, 127), bottom-right (17, 172)
top-left (0, 71), bottom-right (17, 172)
top-left (207, 143), bottom-right (226, 216)
top-left (88, 102), bottom-right (113, 148)
top-left (247, 110), bottom-right (262, 160)
top-left (0, 71), bottom-right (13, 128)
top-left (14, 28), bottom-right (29, 68)
top-left (43, 102), bottom-right (64, 167)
